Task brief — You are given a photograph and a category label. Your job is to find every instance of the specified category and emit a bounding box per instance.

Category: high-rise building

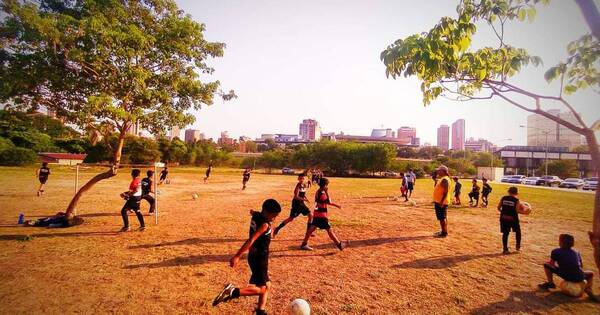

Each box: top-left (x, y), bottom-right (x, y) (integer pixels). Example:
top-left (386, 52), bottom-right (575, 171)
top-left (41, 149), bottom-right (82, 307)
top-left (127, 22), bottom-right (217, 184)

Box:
top-left (527, 109), bottom-right (584, 150)
top-left (167, 126), bottom-right (181, 140)
top-left (465, 137), bottom-right (493, 152)
top-left (397, 126), bottom-right (417, 144)
top-left (184, 129), bottom-right (202, 143)
top-left (451, 119), bottom-right (466, 150)
top-left (299, 119), bottom-right (322, 141)
top-left (437, 125), bottom-right (450, 151)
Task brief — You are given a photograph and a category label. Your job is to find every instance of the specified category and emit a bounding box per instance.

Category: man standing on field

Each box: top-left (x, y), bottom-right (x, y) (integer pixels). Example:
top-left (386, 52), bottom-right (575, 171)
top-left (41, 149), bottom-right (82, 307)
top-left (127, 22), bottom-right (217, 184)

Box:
top-left (432, 165), bottom-right (450, 238)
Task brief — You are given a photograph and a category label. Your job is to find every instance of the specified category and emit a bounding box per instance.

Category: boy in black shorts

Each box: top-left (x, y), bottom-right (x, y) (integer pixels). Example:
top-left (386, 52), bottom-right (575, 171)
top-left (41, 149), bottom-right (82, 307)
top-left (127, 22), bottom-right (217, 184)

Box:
top-left (120, 169), bottom-right (145, 232)
top-left (141, 170), bottom-right (156, 214)
top-left (538, 234), bottom-right (597, 300)
top-left (300, 178), bottom-right (344, 251)
top-left (159, 166), bottom-right (169, 185)
top-left (468, 178), bottom-right (480, 207)
top-left (204, 164), bottom-right (212, 183)
top-left (497, 186), bottom-right (530, 254)
top-left (212, 199), bottom-right (282, 315)
top-left (481, 178), bottom-right (492, 208)
top-left (452, 177), bottom-right (462, 205)
top-left (242, 168), bottom-right (251, 190)
top-left (36, 162), bottom-right (51, 196)
top-left (274, 174), bottom-right (311, 236)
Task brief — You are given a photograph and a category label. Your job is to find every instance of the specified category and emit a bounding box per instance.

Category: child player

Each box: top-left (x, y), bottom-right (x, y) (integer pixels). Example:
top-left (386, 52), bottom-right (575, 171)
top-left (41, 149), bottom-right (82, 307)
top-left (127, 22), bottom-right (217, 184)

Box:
top-left (159, 166), bottom-right (169, 185)
top-left (274, 173), bottom-right (311, 236)
top-left (538, 234), bottom-right (597, 301)
top-left (242, 168), bottom-right (251, 190)
top-left (400, 172), bottom-right (409, 202)
top-left (141, 170), bottom-right (156, 214)
top-left (453, 177), bottom-right (462, 205)
top-left (212, 199), bottom-right (282, 315)
top-left (481, 178), bottom-right (492, 208)
top-left (36, 162), bottom-right (51, 196)
top-left (119, 169), bottom-right (145, 231)
top-left (204, 164), bottom-right (212, 183)
top-left (497, 187), bottom-right (530, 254)
top-left (468, 178), bottom-right (480, 207)
top-left (300, 178), bottom-right (344, 251)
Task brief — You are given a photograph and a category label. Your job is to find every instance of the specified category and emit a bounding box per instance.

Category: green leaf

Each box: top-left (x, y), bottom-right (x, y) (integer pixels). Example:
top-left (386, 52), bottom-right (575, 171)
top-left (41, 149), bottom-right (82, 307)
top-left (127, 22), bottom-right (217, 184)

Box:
top-left (527, 8), bottom-right (537, 22)
top-left (517, 8), bottom-right (526, 21)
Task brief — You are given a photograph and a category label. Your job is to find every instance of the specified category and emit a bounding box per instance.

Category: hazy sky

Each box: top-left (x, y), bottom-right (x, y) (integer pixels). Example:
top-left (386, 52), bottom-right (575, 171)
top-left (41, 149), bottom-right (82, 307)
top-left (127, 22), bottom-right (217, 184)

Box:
top-left (177, 0), bottom-right (599, 146)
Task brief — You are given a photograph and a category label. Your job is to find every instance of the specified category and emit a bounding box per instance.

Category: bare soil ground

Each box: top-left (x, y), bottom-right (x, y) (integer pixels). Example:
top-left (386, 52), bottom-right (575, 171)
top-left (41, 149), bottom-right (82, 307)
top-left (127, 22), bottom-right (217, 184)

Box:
top-left (0, 166), bottom-right (598, 315)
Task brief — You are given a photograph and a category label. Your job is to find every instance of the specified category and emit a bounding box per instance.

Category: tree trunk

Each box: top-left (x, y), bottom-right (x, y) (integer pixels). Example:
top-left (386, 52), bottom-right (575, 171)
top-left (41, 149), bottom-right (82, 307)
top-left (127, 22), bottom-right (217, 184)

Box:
top-left (584, 130), bottom-right (600, 274)
top-left (65, 132), bottom-right (127, 218)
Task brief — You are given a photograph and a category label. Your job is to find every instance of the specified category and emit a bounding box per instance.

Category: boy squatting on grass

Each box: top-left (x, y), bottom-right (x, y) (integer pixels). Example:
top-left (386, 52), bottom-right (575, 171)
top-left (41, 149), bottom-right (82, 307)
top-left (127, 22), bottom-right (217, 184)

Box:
top-left (213, 199), bottom-right (282, 315)
top-left (538, 234), bottom-right (597, 301)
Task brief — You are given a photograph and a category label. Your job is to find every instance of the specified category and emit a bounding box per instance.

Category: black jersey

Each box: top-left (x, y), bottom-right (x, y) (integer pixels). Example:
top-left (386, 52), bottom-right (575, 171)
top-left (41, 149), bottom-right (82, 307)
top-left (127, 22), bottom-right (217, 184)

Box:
top-left (482, 183), bottom-right (492, 195)
top-left (249, 211), bottom-right (271, 257)
top-left (454, 181), bottom-right (462, 194)
top-left (38, 166), bottom-right (50, 179)
top-left (296, 182), bottom-right (308, 199)
top-left (500, 195), bottom-right (519, 221)
top-left (141, 177), bottom-right (153, 195)
top-left (243, 171), bottom-right (251, 180)
top-left (160, 169), bottom-right (168, 179)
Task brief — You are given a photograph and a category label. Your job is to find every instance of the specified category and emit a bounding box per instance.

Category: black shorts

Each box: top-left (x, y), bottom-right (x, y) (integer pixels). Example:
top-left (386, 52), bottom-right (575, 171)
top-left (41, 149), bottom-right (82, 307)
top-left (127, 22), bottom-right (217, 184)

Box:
top-left (434, 203), bottom-right (447, 221)
top-left (290, 201), bottom-right (310, 218)
top-left (407, 182), bottom-right (414, 191)
top-left (544, 263), bottom-right (585, 283)
top-left (469, 192), bottom-right (479, 199)
top-left (312, 217), bottom-right (331, 230)
top-left (454, 192), bottom-right (461, 198)
top-left (39, 177), bottom-right (48, 184)
top-left (124, 196), bottom-right (141, 211)
top-left (243, 177), bottom-right (249, 183)
top-left (500, 219), bottom-right (520, 233)
top-left (482, 193), bottom-right (490, 198)
top-left (248, 254), bottom-right (269, 286)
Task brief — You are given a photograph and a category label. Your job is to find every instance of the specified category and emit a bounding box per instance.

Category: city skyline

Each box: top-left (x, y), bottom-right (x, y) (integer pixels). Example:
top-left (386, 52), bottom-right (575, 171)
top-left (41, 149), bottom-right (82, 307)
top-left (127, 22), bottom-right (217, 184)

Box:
top-left (175, 0), bottom-right (598, 146)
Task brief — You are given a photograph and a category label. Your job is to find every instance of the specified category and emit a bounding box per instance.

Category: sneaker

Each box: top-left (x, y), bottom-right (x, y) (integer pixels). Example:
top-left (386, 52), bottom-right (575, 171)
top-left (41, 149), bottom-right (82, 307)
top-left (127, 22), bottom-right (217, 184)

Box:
top-left (586, 291), bottom-right (599, 302)
top-left (119, 227), bottom-right (130, 232)
top-left (336, 241), bottom-right (344, 251)
top-left (538, 282), bottom-right (556, 290)
top-left (301, 244), bottom-right (313, 251)
top-left (212, 283), bottom-right (235, 306)
top-left (138, 226), bottom-right (145, 231)
top-left (434, 232), bottom-right (448, 238)
top-left (502, 249), bottom-right (510, 255)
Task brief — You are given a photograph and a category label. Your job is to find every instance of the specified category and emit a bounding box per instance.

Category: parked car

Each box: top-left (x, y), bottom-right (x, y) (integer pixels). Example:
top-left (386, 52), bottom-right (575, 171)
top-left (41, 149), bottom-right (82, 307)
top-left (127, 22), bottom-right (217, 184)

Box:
top-left (383, 171), bottom-right (398, 177)
top-left (500, 176), bottom-right (512, 183)
top-left (559, 178), bottom-right (585, 190)
top-left (539, 175), bottom-right (563, 187)
top-left (523, 177), bottom-right (541, 185)
top-left (507, 175), bottom-right (526, 184)
top-left (584, 177), bottom-right (598, 191)
top-left (281, 167), bottom-right (295, 175)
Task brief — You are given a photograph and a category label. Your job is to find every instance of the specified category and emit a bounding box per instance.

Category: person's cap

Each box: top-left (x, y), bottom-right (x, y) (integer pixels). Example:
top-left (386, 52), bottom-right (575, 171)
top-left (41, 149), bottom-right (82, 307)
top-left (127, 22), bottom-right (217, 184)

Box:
top-left (436, 165), bottom-right (449, 172)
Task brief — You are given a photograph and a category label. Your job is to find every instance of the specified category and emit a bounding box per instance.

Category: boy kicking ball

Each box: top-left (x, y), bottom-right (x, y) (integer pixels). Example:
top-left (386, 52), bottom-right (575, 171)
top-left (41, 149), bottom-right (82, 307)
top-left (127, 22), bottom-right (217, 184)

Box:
top-left (300, 178), bottom-right (344, 251)
top-left (274, 173), bottom-right (312, 236)
top-left (213, 199), bottom-right (282, 315)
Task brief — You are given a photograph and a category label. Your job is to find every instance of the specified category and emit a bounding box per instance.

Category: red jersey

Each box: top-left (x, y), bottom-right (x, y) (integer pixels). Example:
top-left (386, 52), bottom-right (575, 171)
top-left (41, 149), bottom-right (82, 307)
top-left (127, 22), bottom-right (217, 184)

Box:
top-left (314, 189), bottom-right (330, 218)
top-left (129, 178), bottom-right (142, 197)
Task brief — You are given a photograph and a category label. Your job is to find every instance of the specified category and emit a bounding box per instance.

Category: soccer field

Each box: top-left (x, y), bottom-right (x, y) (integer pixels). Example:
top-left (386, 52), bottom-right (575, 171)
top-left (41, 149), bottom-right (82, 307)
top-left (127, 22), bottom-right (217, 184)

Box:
top-left (0, 166), bottom-right (598, 314)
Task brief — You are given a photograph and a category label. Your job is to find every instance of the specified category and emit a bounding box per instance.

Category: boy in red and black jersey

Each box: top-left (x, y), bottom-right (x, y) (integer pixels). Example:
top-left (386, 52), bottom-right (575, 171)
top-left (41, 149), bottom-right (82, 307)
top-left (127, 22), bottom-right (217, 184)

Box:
top-left (212, 199), bottom-right (282, 315)
top-left (36, 162), bottom-right (51, 196)
top-left (497, 186), bottom-right (530, 254)
top-left (120, 169), bottom-right (145, 232)
top-left (300, 178), bottom-right (344, 251)
top-left (274, 174), bottom-right (311, 236)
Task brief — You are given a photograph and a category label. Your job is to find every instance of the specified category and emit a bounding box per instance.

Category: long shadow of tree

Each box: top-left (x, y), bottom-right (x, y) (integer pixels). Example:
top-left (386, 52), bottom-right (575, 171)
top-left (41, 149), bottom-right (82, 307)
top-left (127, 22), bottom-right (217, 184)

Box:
top-left (393, 253), bottom-right (503, 269)
top-left (288, 235), bottom-right (433, 251)
top-left (470, 290), bottom-right (591, 315)
top-left (128, 237), bottom-right (246, 249)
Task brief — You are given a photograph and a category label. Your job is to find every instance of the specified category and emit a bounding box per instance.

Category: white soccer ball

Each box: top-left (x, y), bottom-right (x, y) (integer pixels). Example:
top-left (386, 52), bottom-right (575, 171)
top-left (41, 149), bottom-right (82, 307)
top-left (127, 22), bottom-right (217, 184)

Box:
top-left (393, 196), bottom-right (399, 202)
top-left (192, 193), bottom-right (199, 200)
top-left (408, 200), bottom-right (417, 206)
top-left (290, 298), bottom-right (310, 315)
top-left (521, 201), bottom-right (532, 214)
top-left (560, 280), bottom-right (586, 297)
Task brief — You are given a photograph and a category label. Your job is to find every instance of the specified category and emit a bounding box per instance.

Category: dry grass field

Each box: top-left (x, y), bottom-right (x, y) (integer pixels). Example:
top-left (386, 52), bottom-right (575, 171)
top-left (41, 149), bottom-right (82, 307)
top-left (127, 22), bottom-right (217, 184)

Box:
top-left (0, 166), bottom-right (599, 314)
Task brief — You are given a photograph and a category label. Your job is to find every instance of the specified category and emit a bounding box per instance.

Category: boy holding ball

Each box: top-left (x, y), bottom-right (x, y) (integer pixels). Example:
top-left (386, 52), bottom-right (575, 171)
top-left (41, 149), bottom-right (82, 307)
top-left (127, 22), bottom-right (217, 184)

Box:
top-left (497, 186), bottom-right (530, 254)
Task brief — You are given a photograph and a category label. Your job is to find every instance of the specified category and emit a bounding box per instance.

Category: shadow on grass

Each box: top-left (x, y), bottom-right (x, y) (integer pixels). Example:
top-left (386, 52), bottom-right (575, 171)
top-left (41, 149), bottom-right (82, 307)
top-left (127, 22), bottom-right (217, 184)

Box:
top-left (129, 237), bottom-right (246, 249)
top-left (470, 290), bottom-right (592, 315)
top-left (0, 231), bottom-right (118, 240)
top-left (287, 235), bottom-right (432, 251)
top-left (77, 213), bottom-right (121, 218)
top-left (124, 251), bottom-right (333, 269)
top-left (393, 252), bottom-right (503, 269)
